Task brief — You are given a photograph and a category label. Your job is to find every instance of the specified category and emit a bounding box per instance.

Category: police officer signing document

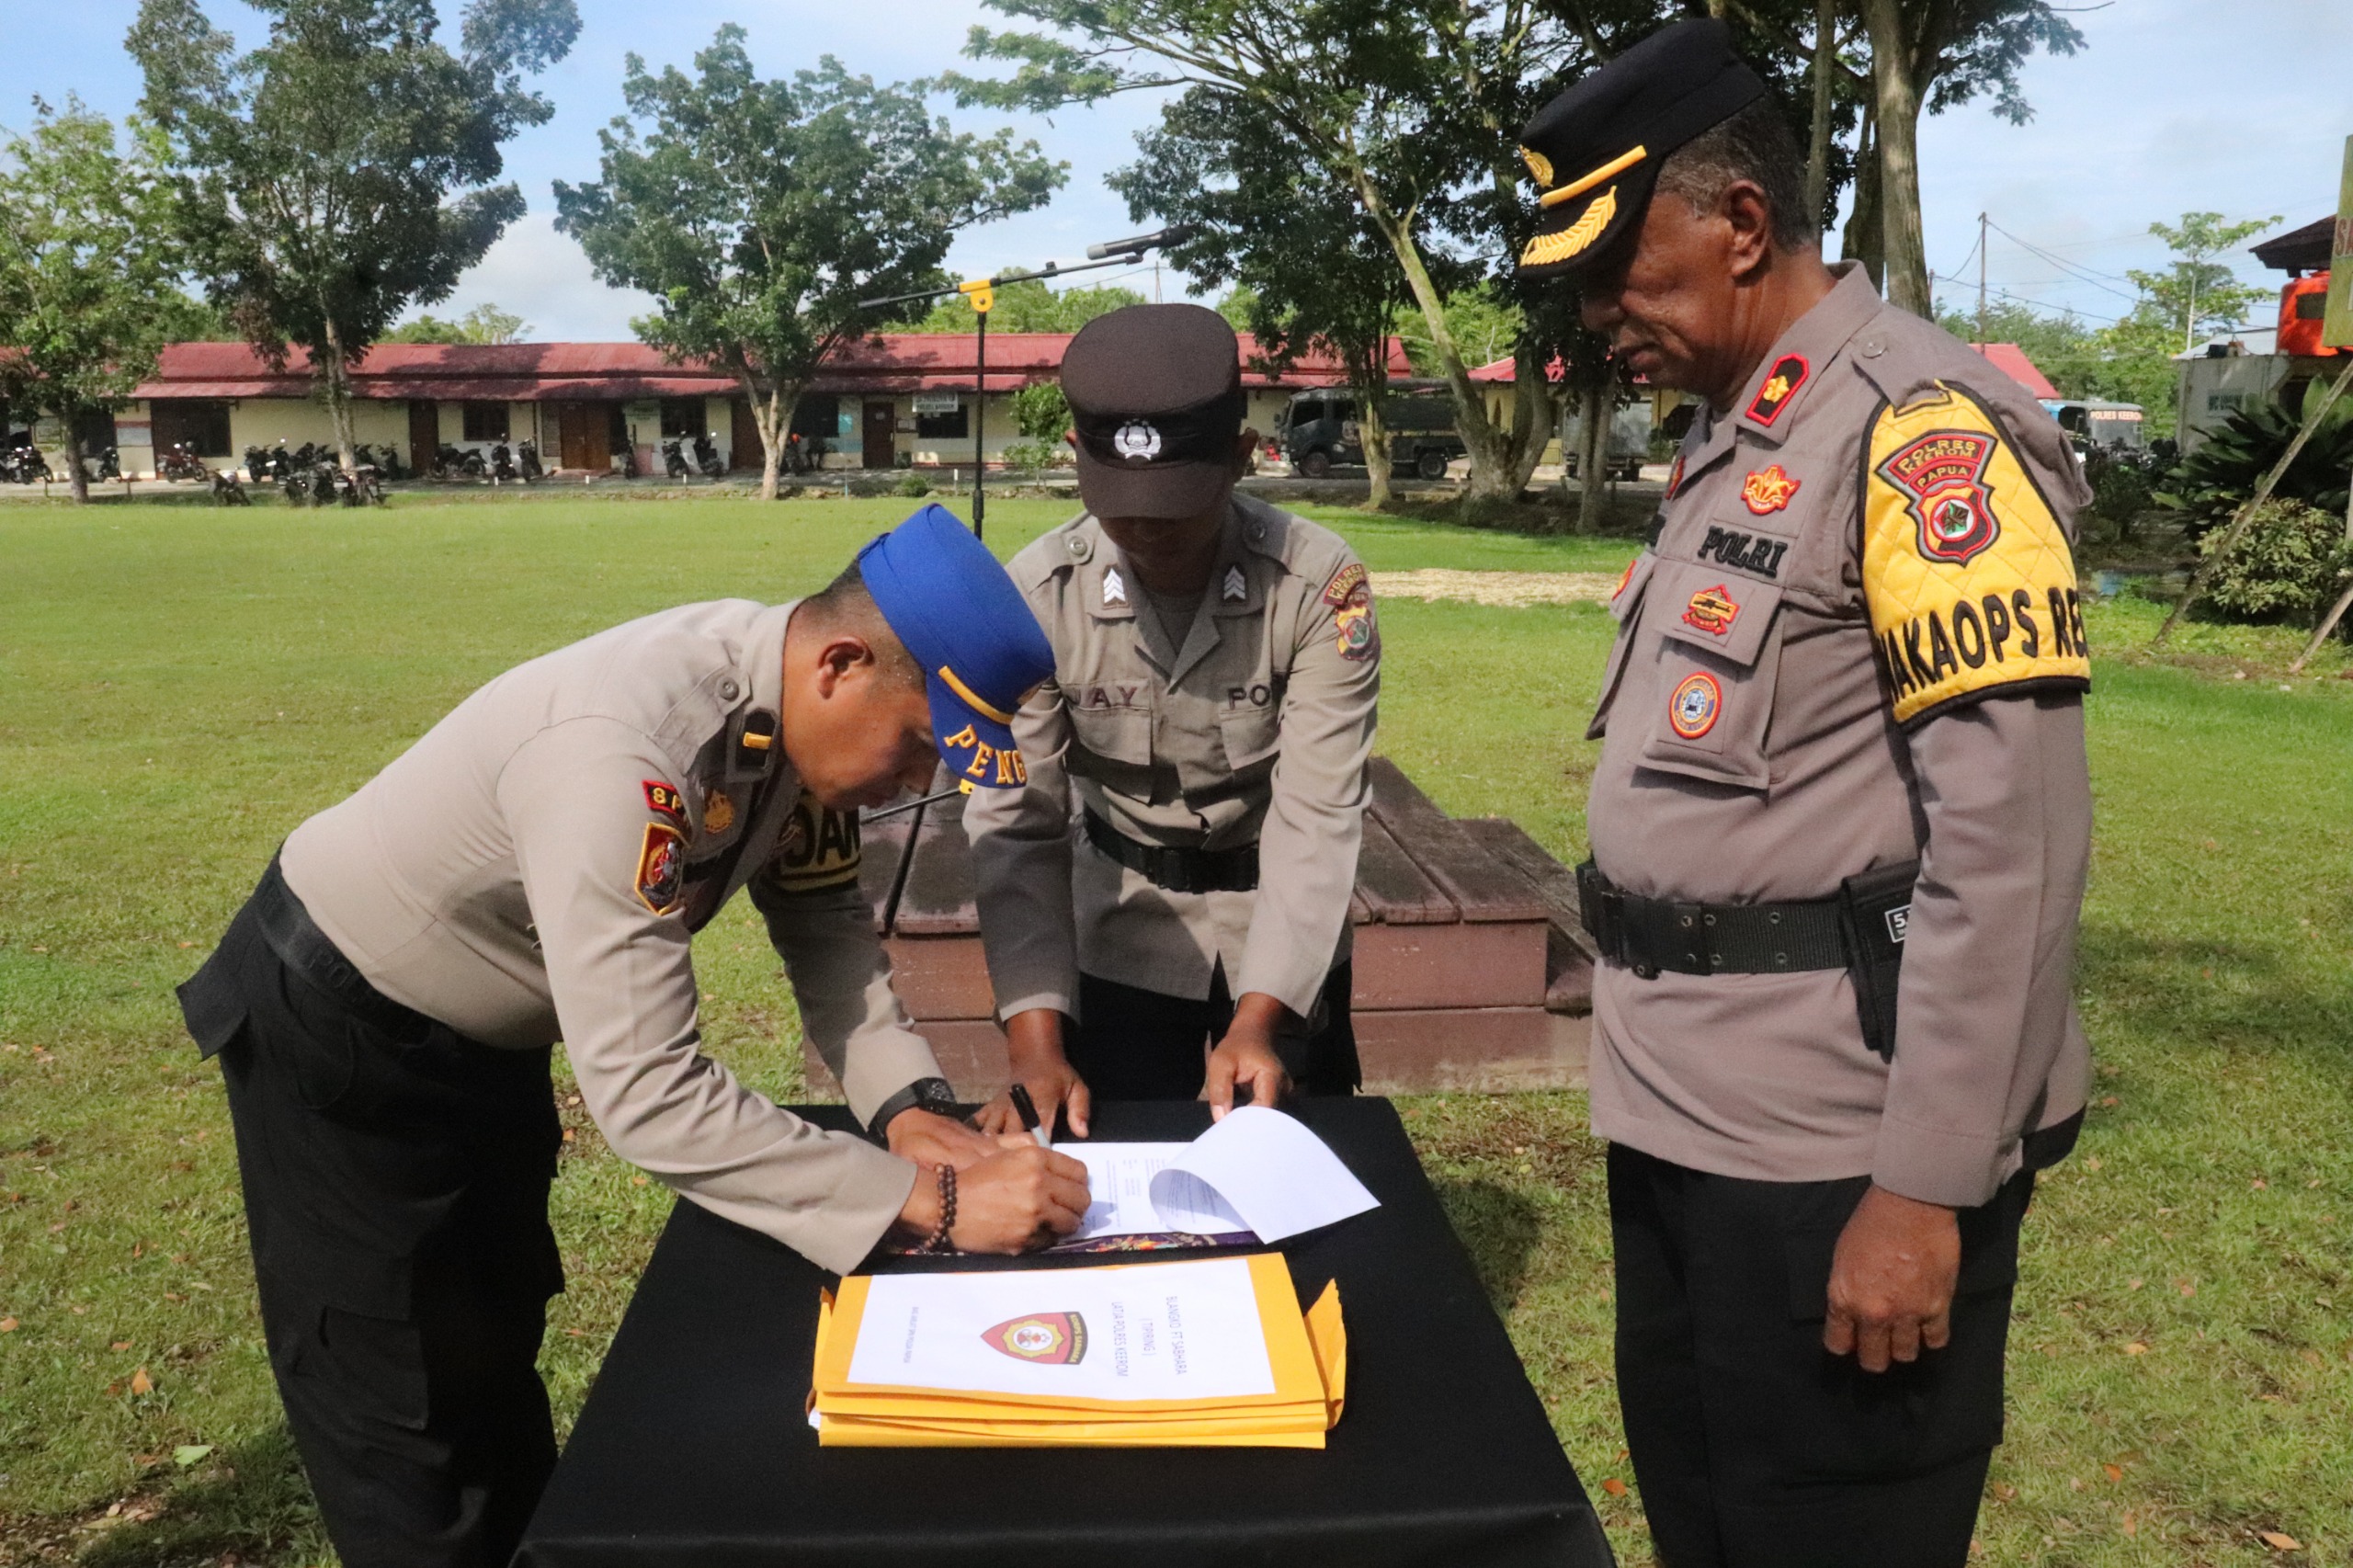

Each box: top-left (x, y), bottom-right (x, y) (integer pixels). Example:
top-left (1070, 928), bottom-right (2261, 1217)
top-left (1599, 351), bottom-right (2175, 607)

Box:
top-left (966, 305), bottom-right (1380, 1136)
top-left (1518, 20), bottom-right (2093, 1565)
top-left (176, 507), bottom-right (1091, 1568)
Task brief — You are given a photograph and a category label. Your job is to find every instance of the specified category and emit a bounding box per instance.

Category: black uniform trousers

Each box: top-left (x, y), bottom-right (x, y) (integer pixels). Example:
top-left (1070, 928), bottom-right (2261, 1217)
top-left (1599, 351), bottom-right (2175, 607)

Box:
top-left (1069, 962), bottom-right (1362, 1101)
top-left (1608, 1143), bottom-right (2034, 1568)
top-left (177, 862), bottom-right (565, 1568)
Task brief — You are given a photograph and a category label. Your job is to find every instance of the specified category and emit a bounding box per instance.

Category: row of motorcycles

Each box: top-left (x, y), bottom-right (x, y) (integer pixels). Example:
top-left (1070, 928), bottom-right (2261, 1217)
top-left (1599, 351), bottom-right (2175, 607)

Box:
top-left (431, 440), bottom-right (543, 483)
top-left (663, 431), bottom-right (728, 480)
top-left (4, 434), bottom-right (126, 484)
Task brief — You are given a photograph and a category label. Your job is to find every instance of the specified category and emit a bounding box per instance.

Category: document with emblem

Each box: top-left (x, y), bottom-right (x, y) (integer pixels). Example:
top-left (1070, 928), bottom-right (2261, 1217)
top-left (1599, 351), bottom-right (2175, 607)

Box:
top-left (1054, 1107), bottom-right (1380, 1248)
top-left (809, 1253), bottom-right (1347, 1447)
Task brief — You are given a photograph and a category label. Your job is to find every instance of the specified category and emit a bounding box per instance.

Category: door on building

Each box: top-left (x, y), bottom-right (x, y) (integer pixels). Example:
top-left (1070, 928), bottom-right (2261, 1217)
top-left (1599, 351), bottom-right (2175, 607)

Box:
top-left (555, 402), bottom-right (610, 472)
top-left (862, 401), bottom-right (896, 470)
top-left (731, 398), bottom-right (763, 472)
top-left (408, 402), bottom-right (439, 474)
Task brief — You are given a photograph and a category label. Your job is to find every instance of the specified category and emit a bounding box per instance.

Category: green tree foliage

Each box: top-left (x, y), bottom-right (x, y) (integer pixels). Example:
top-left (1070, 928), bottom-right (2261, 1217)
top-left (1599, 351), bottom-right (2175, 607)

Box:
top-left (2131, 211), bottom-right (2279, 352)
top-left (385, 301), bottom-right (530, 343)
top-left (1007, 380), bottom-right (1069, 440)
top-left (1931, 295), bottom-right (2180, 436)
top-left (130, 0), bottom-right (582, 469)
top-left (553, 28), bottom-right (1063, 498)
top-left (906, 278), bottom-right (1143, 334)
top-left (0, 98), bottom-right (184, 502)
top-left (1393, 286), bottom-right (1524, 378)
top-left (2195, 499), bottom-right (2353, 625)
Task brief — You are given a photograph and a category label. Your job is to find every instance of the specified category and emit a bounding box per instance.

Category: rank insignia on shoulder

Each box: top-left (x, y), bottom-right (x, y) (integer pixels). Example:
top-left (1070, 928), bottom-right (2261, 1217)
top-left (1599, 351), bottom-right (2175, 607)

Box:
top-left (1102, 566), bottom-right (1127, 605)
top-left (642, 780), bottom-right (687, 821)
top-left (1861, 381), bottom-right (2091, 727)
top-left (635, 823), bottom-right (687, 915)
top-left (1681, 585), bottom-right (1740, 637)
top-left (701, 789), bottom-right (735, 835)
top-left (1741, 464), bottom-right (1800, 516)
top-left (1745, 354), bottom-right (1810, 427)
top-left (1222, 564), bottom-right (1248, 602)
top-left (1667, 672), bottom-right (1722, 739)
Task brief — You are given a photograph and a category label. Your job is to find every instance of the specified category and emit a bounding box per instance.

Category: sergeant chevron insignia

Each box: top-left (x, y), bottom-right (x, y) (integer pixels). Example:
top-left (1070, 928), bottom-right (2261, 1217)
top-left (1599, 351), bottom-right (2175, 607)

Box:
top-left (1102, 567), bottom-right (1127, 605)
top-left (1222, 564), bottom-right (1247, 601)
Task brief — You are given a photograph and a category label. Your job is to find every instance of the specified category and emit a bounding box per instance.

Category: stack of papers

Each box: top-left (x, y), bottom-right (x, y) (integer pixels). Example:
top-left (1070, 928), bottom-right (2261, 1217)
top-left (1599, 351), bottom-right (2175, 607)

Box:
top-left (809, 1254), bottom-right (1346, 1448)
top-left (1051, 1106), bottom-right (1381, 1252)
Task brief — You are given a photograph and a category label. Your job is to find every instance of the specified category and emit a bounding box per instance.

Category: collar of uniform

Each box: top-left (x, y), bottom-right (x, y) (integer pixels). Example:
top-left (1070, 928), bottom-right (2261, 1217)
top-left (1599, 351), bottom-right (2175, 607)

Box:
top-left (727, 600), bottom-right (796, 783)
top-left (1732, 261), bottom-right (1881, 445)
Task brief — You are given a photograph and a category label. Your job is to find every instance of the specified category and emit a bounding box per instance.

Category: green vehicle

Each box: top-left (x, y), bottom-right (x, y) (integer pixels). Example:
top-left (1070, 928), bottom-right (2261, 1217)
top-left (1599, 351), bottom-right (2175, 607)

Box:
top-left (1277, 384), bottom-right (1467, 480)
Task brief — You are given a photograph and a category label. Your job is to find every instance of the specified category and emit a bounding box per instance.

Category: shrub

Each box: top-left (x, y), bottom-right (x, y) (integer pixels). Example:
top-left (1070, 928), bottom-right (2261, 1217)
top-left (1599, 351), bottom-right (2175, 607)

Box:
top-left (895, 473), bottom-right (931, 498)
top-left (999, 438), bottom-right (1070, 471)
top-left (2157, 397), bottom-right (2353, 540)
top-left (1009, 381), bottom-right (1071, 442)
top-left (2199, 498), bottom-right (2353, 623)
top-left (2082, 448), bottom-right (2155, 534)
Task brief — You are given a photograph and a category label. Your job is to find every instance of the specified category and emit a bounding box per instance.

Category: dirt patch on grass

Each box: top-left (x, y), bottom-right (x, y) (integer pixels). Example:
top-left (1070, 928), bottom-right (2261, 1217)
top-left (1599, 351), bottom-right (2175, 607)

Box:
top-left (1372, 569), bottom-right (1622, 608)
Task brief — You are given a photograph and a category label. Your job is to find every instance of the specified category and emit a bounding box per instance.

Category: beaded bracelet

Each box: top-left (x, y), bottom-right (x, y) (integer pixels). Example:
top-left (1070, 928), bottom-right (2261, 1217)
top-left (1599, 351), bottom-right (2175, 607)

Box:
top-left (921, 1163), bottom-right (957, 1254)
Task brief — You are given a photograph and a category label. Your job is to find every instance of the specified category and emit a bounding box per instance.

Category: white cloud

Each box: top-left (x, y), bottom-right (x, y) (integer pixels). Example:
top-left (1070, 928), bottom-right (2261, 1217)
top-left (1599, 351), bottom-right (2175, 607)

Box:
top-left (415, 214), bottom-right (655, 341)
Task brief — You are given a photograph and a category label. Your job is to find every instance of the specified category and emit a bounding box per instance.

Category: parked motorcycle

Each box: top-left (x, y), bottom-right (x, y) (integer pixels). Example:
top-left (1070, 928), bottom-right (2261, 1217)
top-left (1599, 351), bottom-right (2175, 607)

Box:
top-left (158, 443), bottom-right (210, 483)
top-left (517, 439), bottom-right (543, 482)
top-left (691, 431), bottom-right (725, 478)
top-left (4, 440), bottom-right (52, 484)
top-left (489, 442), bottom-right (519, 483)
top-left (83, 447), bottom-right (121, 483)
top-left (212, 471), bottom-right (250, 506)
top-left (663, 438), bottom-right (692, 481)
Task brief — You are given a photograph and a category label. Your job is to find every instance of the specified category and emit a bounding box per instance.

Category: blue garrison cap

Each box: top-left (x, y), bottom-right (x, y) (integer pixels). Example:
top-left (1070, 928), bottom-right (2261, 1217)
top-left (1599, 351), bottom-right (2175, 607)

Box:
top-left (857, 505), bottom-right (1056, 790)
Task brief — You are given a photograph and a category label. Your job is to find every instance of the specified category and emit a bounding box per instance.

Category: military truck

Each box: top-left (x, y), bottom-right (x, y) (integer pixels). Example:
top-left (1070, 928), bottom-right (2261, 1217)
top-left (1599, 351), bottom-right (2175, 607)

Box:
top-left (1277, 384), bottom-right (1466, 480)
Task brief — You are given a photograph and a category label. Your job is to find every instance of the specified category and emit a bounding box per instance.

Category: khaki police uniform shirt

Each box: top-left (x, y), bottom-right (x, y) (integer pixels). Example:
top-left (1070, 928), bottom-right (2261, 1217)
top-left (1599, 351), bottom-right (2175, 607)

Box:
top-left (279, 599), bottom-right (941, 1274)
top-left (1587, 262), bottom-right (2095, 1209)
top-left (965, 494), bottom-right (1380, 1020)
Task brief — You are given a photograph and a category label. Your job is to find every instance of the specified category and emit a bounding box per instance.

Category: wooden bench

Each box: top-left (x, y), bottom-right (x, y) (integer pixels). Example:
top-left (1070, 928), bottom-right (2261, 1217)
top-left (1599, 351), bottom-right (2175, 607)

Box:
top-left (813, 757), bottom-right (1597, 1099)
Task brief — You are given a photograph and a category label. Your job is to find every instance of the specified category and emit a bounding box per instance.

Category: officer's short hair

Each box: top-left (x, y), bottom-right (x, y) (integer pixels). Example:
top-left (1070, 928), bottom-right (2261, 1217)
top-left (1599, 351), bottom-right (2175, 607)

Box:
top-left (802, 565), bottom-right (924, 689)
top-left (1654, 98), bottom-right (1814, 252)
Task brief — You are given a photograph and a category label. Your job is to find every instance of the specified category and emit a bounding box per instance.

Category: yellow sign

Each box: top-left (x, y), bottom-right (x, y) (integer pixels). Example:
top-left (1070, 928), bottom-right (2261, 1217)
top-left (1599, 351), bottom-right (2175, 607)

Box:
top-left (960, 279), bottom-right (995, 315)
top-left (2327, 134), bottom-right (2353, 349)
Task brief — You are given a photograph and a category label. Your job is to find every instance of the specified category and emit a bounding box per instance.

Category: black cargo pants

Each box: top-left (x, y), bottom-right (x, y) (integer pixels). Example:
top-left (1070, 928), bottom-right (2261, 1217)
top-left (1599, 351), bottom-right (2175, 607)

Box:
top-left (178, 861), bottom-right (564, 1568)
top-left (1608, 1143), bottom-right (2034, 1568)
top-left (1069, 961), bottom-right (1361, 1101)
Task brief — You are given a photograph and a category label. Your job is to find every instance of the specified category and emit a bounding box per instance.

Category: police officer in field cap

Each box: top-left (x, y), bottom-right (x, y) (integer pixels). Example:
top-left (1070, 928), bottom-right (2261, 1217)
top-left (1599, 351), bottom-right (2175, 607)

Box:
top-left (964, 303), bottom-right (1380, 1137)
top-left (175, 504), bottom-right (1092, 1568)
top-left (1516, 17), bottom-right (2094, 1565)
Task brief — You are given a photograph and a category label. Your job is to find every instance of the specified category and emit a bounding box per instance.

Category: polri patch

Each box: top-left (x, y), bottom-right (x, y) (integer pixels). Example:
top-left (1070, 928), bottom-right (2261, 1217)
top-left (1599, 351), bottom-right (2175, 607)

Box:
top-left (1741, 463), bottom-right (1800, 515)
top-left (1875, 429), bottom-right (2001, 565)
top-left (642, 780), bottom-right (687, 821)
top-left (702, 789), bottom-right (735, 835)
top-left (635, 823), bottom-right (687, 915)
top-left (1745, 354), bottom-right (1810, 427)
top-left (1696, 525), bottom-right (1789, 579)
top-left (1324, 562), bottom-right (1376, 661)
top-left (1681, 585), bottom-right (1740, 637)
top-left (1666, 672), bottom-right (1722, 740)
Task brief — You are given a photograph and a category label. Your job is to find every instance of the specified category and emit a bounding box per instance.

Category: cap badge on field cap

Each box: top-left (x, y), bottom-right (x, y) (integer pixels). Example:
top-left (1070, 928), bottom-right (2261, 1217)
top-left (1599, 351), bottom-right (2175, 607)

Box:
top-left (1113, 422), bottom-right (1164, 463)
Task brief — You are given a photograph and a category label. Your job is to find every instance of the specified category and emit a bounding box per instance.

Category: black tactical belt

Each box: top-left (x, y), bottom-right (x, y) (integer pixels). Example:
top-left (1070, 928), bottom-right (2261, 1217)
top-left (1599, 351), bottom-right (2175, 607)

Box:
top-left (1084, 808), bottom-right (1260, 894)
top-left (251, 857), bottom-right (436, 1038)
top-left (1576, 860), bottom-right (1847, 978)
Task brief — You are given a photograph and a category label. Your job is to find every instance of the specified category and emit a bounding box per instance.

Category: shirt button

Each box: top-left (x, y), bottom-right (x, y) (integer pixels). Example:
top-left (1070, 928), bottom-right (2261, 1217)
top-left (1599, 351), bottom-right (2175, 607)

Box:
top-left (1860, 336), bottom-right (1885, 358)
top-left (719, 677), bottom-right (741, 700)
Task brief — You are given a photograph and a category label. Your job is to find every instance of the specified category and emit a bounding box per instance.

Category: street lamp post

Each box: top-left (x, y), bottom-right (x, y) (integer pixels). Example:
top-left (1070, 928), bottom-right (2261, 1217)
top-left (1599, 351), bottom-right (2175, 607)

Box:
top-left (857, 226), bottom-right (1195, 541)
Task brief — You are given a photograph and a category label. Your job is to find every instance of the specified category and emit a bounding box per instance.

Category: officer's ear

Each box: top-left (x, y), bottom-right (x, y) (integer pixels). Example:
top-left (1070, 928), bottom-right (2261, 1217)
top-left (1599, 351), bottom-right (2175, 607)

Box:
top-left (811, 634), bottom-right (880, 698)
top-left (1720, 179), bottom-right (1776, 284)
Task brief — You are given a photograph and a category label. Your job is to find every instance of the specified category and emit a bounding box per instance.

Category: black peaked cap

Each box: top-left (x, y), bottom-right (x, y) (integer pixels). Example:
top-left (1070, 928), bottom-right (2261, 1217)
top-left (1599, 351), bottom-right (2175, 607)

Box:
top-left (1514, 17), bottom-right (1768, 280)
top-left (1062, 303), bottom-right (1245, 521)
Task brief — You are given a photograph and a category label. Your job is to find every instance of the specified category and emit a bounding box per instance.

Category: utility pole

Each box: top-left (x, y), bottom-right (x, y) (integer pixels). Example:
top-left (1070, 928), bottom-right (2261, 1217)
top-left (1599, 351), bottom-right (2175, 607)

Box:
top-left (1976, 210), bottom-right (1988, 347)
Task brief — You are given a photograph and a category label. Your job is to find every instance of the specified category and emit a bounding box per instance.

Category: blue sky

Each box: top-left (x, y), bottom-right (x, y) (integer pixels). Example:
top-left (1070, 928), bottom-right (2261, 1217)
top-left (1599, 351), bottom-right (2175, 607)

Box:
top-left (6, 0), bottom-right (2350, 341)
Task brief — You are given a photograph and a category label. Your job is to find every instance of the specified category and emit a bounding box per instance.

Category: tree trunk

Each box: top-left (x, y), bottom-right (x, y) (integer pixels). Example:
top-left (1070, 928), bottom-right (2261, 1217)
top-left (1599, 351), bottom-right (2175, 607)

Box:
top-left (1860, 0), bottom-right (1930, 316)
top-left (63, 422), bottom-right (89, 505)
top-left (1577, 381), bottom-right (1609, 533)
top-left (1358, 395), bottom-right (1392, 509)
top-left (1842, 106), bottom-right (1882, 289)
top-left (738, 373), bottom-right (797, 502)
top-left (1358, 187), bottom-right (1517, 502)
top-left (1804, 0), bottom-right (1838, 233)
top-left (318, 321), bottom-right (358, 470)
top-left (1506, 344), bottom-right (1558, 497)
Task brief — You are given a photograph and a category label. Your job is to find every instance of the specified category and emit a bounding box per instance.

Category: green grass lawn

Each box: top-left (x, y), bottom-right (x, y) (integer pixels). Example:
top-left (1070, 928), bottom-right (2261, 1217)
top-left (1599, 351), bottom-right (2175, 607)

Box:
top-left (2, 492), bottom-right (2348, 1567)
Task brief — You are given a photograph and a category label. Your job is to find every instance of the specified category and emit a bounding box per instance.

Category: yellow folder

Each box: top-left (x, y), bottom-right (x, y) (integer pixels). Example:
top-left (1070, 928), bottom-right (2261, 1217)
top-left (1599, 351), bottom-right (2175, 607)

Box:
top-left (810, 1254), bottom-right (1345, 1448)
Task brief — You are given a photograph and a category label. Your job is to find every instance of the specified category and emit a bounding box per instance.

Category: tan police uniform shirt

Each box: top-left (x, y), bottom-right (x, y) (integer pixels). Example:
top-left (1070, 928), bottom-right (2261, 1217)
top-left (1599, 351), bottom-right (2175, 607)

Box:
top-left (279, 599), bottom-right (941, 1274)
top-left (1586, 262), bottom-right (2095, 1209)
top-left (965, 494), bottom-right (1380, 1020)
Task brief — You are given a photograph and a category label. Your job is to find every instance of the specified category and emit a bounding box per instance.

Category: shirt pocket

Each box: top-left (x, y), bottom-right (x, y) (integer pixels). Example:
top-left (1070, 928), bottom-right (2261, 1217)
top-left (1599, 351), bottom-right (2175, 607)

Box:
top-left (1216, 699), bottom-right (1283, 774)
top-left (1066, 700), bottom-right (1155, 775)
top-left (1585, 552), bottom-right (1658, 741)
top-left (1635, 560), bottom-right (1786, 790)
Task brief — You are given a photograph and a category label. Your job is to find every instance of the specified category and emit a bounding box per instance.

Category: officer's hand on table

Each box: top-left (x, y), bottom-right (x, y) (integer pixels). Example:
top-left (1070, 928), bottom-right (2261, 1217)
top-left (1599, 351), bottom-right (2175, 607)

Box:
top-left (976, 1009), bottom-right (1092, 1141)
top-left (1823, 1184), bottom-right (1962, 1372)
top-left (896, 1143), bottom-right (1094, 1253)
top-left (884, 1108), bottom-right (998, 1172)
top-left (1204, 994), bottom-right (1292, 1121)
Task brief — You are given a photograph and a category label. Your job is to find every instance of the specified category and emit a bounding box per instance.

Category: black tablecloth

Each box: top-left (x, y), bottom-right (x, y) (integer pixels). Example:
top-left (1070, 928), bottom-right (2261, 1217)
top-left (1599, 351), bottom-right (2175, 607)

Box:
top-left (518, 1098), bottom-right (1612, 1568)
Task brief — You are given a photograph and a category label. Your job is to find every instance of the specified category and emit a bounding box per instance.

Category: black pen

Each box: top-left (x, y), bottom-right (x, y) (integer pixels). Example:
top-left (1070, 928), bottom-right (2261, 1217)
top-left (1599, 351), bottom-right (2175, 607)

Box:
top-left (1006, 1083), bottom-right (1054, 1149)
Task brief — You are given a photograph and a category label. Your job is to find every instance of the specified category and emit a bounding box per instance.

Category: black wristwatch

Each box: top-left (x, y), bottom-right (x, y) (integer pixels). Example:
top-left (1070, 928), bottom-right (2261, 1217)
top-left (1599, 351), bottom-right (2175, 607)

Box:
top-left (867, 1076), bottom-right (961, 1143)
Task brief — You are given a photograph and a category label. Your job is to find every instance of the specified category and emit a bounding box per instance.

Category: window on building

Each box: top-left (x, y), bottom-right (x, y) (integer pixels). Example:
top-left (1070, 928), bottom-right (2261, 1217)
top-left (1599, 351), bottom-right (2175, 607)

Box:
top-left (150, 399), bottom-right (233, 457)
top-left (789, 394), bottom-right (839, 440)
top-left (608, 403), bottom-right (631, 449)
top-left (915, 400), bottom-right (969, 440)
top-left (73, 409), bottom-right (119, 452)
top-left (660, 398), bottom-right (708, 438)
top-left (461, 402), bottom-right (510, 442)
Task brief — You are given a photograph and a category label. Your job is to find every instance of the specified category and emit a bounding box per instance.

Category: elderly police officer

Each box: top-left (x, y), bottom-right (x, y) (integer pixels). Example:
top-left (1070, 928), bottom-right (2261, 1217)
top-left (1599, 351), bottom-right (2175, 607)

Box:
top-left (176, 506), bottom-right (1092, 1568)
top-left (1515, 20), bottom-right (2094, 1564)
top-left (965, 304), bottom-right (1380, 1135)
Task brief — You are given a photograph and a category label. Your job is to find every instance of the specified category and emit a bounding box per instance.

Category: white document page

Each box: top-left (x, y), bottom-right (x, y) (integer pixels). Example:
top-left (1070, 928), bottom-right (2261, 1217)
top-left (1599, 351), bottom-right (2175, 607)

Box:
top-left (844, 1256), bottom-right (1276, 1402)
top-left (1146, 1107), bottom-right (1379, 1244)
top-left (1058, 1143), bottom-right (1246, 1241)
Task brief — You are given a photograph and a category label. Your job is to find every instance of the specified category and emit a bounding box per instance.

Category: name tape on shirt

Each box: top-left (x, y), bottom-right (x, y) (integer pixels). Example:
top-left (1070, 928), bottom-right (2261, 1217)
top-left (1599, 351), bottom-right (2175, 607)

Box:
top-left (1861, 382), bottom-right (2091, 726)
top-left (635, 822), bottom-right (687, 915)
top-left (768, 801), bottom-right (863, 892)
top-left (1322, 561), bottom-right (1378, 663)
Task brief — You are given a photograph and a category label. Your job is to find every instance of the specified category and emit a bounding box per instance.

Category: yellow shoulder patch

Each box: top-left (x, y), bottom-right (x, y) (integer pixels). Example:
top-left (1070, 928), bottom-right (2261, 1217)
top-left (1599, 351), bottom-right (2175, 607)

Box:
top-left (767, 801), bottom-right (863, 893)
top-left (1862, 383), bottom-right (2090, 725)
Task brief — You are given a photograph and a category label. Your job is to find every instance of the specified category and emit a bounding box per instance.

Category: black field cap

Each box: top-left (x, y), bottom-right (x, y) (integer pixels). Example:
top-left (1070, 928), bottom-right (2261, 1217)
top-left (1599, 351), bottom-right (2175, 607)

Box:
top-left (1514, 17), bottom-right (1767, 279)
top-left (1062, 303), bottom-right (1246, 520)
